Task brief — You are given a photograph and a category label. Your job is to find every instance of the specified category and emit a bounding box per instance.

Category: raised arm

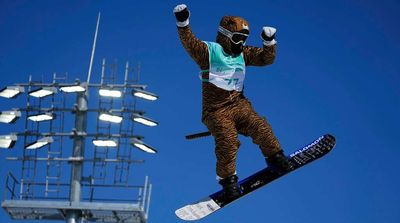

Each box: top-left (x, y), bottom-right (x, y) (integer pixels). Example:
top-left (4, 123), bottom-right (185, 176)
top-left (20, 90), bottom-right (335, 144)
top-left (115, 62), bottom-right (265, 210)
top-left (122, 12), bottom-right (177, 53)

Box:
top-left (243, 26), bottom-right (277, 66)
top-left (174, 4), bottom-right (209, 68)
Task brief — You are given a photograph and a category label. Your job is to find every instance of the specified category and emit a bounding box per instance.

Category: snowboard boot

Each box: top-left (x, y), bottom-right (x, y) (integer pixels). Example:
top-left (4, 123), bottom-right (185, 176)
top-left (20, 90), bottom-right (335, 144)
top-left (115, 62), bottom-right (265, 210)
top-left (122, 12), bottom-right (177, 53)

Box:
top-left (266, 150), bottom-right (294, 174)
top-left (219, 175), bottom-right (242, 201)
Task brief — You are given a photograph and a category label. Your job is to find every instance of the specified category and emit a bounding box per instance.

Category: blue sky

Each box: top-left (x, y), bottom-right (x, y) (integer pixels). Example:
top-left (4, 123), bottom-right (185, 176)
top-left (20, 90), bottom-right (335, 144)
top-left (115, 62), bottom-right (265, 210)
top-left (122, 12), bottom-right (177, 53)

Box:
top-left (0, 1), bottom-right (399, 223)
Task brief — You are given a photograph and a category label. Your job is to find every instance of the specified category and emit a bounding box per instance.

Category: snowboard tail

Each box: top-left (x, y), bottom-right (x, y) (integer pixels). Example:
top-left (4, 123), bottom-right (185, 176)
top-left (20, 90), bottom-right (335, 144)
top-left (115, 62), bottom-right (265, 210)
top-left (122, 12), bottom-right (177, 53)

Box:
top-left (175, 134), bottom-right (336, 221)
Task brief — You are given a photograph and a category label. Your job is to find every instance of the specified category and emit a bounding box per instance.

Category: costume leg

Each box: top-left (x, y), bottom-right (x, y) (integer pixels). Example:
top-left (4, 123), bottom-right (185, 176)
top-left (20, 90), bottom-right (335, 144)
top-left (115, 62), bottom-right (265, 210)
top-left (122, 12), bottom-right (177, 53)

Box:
top-left (235, 99), bottom-right (281, 158)
top-left (203, 109), bottom-right (240, 179)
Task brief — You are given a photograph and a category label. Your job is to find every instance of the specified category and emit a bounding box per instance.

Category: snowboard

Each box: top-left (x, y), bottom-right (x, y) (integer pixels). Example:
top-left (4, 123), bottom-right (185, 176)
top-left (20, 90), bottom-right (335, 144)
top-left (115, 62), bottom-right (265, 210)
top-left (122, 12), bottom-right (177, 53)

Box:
top-left (175, 134), bottom-right (336, 221)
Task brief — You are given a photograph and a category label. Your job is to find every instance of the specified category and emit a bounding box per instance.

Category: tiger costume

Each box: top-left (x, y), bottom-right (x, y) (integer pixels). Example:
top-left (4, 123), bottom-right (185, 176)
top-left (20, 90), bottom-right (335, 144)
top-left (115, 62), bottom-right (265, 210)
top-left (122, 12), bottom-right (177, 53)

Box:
top-left (173, 4), bottom-right (293, 200)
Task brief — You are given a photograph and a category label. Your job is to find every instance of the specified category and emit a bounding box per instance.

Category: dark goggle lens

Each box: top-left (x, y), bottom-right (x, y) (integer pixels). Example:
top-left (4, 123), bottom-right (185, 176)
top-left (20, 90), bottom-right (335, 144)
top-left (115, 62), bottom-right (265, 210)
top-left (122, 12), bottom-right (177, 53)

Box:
top-left (231, 33), bottom-right (248, 44)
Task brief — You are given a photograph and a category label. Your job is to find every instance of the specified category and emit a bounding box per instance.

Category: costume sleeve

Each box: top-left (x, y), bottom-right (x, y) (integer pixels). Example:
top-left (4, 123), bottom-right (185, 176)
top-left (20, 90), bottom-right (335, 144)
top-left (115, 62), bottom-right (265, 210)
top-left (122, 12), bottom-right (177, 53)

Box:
top-left (177, 26), bottom-right (209, 69)
top-left (243, 45), bottom-right (276, 67)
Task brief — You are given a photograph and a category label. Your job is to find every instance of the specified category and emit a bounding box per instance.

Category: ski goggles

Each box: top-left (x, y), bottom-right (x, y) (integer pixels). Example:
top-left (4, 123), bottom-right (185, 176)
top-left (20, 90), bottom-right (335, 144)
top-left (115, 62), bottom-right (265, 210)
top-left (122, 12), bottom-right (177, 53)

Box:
top-left (218, 26), bottom-right (249, 44)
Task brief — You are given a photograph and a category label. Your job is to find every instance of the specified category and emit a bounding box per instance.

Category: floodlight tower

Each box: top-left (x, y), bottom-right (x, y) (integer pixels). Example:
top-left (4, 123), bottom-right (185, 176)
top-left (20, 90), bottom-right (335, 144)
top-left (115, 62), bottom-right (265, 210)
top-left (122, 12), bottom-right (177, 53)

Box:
top-left (1, 13), bottom-right (158, 223)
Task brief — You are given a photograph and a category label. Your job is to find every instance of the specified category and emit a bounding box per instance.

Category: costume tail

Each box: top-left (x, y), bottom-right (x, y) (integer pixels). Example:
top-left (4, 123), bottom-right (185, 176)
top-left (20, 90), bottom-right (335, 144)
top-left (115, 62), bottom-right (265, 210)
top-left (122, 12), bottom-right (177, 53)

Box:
top-left (185, 131), bottom-right (211, 140)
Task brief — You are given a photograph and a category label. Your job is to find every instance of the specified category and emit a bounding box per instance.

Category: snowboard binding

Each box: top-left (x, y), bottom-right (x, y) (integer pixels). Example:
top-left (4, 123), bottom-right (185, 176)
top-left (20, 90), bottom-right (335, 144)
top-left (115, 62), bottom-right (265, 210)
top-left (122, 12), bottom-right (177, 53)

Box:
top-left (266, 150), bottom-right (294, 174)
top-left (219, 175), bottom-right (242, 201)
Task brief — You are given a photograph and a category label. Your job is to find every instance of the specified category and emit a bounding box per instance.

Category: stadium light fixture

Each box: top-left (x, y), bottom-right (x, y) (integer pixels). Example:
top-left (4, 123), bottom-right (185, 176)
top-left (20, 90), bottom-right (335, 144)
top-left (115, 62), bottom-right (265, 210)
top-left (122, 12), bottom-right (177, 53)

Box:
top-left (130, 138), bottom-right (157, 154)
top-left (132, 89), bottom-right (158, 101)
top-left (28, 112), bottom-right (54, 122)
top-left (60, 84), bottom-right (86, 93)
top-left (132, 113), bottom-right (158, 127)
top-left (0, 86), bottom-right (25, 99)
top-left (99, 88), bottom-right (122, 98)
top-left (29, 87), bottom-right (57, 98)
top-left (25, 136), bottom-right (53, 150)
top-left (0, 110), bottom-right (21, 124)
top-left (0, 134), bottom-right (17, 149)
top-left (92, 138), bottom-right (118, 147)
top-left (99, 113), bottom-right (123, 124)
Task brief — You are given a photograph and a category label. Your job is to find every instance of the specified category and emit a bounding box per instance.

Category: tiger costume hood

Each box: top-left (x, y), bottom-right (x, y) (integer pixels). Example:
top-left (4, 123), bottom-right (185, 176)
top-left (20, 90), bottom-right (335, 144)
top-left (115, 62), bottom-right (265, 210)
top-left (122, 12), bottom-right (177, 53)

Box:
top-left (216, 16), bottom-right (250, 56)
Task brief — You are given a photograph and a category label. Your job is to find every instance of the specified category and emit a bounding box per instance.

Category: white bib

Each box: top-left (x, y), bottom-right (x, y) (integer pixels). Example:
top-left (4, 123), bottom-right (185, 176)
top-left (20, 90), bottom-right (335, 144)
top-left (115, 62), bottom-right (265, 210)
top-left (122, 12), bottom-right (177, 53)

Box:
top-left (202, 41), bottom-right (246, 91)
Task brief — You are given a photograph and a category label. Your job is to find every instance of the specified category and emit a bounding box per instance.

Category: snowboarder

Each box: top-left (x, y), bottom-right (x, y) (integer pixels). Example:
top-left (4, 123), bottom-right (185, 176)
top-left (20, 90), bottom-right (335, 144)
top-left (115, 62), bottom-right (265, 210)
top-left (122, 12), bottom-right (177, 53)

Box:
top-left (173, 4), bottom-right (293, 201)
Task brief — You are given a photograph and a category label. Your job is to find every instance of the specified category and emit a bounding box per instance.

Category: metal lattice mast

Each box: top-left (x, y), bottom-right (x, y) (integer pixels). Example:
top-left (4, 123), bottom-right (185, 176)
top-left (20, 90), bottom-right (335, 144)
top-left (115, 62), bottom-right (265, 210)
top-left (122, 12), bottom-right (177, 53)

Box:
top-left (45, 73), bottom-right (67, 198)
top-left (92, 59), bottom-right (114, 184)
top-left (115, 61), bottom-right (135, 185)
top-left (1, 12), bottom-right (158, 223)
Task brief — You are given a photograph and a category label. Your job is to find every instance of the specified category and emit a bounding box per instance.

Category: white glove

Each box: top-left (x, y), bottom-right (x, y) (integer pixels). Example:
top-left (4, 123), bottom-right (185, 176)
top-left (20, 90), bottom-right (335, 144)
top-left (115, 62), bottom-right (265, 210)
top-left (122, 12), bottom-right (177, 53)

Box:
top-left (261, 26), bottom-right (277, 46)
top-left (173, 4), bottom-right (190, 27)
